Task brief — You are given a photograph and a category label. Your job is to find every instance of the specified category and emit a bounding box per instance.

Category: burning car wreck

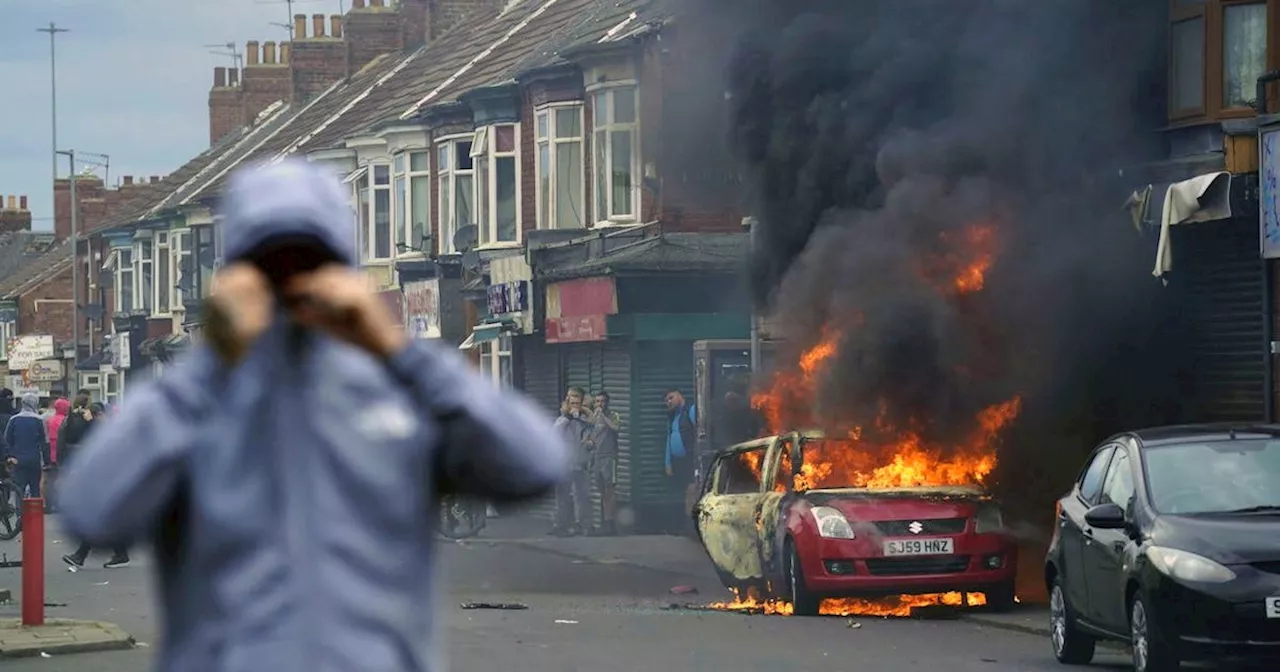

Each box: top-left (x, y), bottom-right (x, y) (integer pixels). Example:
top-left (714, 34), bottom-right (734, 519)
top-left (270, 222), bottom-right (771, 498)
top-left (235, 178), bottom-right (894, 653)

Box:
top-left (694, 430), bottom-right (1018, 616)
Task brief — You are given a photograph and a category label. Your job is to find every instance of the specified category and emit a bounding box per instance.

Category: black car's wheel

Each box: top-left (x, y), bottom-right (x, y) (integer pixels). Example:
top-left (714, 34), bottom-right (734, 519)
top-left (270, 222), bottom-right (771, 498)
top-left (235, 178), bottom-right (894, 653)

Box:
top-left (785, 538), bottom-right (821, 616)
top-left (1049, 578), bottom-right (1096, 665)
top-left (985, 580), bottom-right (1017, 613)
top-left (1130, 593), bottom-right (1180, 672)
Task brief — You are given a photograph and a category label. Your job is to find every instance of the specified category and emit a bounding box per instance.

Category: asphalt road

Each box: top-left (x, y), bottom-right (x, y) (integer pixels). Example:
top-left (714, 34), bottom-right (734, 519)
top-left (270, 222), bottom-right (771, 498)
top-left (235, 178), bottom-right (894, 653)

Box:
top-left (0, 520), bottom-right (1135, 672)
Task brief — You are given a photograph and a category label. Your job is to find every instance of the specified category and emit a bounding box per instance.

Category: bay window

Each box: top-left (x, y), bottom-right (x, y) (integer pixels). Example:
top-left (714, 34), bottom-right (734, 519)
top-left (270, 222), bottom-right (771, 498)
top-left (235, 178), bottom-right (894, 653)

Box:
top-left (359, 164), bottom-right (393, 262)
top-left (1169, 0), bottom-right (1270, 121)
top-left (135, 238), bottom-right (154, 314)
top-left (437, 136), bottom-right (474, 254)
top-left (591, 86), bottom-right (640, 224)
top-left (535, 105), bottom-right (585, 229)
top-left (194, 226), bottom-right (216, 299)
top-left (116, 248), bottom-right (134, 313)
top-left (155, 232), bottom-right (172, 316)
top-left (478, 333), bottom-right (512, 388)
top-left (172, 230), bottom-right (191, 310)
top-left (473, 124), bottom-right (521, 246)
top-left (393, 151), bottom-right (432, 255)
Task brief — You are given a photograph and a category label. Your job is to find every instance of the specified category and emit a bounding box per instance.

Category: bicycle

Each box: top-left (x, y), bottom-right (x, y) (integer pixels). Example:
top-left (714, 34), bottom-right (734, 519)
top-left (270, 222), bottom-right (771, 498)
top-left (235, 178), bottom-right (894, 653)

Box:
top-left (437, 494), bottom-right (487, 540)
top-left (0, 457), bottom-right (22, 541)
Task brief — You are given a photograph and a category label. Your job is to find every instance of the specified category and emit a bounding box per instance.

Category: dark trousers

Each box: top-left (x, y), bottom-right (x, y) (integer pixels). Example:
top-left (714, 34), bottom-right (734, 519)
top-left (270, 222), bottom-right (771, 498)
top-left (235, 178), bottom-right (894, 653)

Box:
top-left (13, 464), bottom-right (41, 498)
top-left (71, 542), bottom-right (128, 562)
top-left (555, 468), bottom-right (590, 528)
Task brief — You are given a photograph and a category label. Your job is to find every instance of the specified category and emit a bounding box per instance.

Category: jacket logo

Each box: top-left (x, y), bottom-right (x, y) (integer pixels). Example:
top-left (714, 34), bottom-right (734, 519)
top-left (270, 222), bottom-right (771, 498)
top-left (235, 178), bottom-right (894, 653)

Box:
top-left (907, 521), bottom-right (924, 535)
top-left (356, 401), bottom-right (418, 441)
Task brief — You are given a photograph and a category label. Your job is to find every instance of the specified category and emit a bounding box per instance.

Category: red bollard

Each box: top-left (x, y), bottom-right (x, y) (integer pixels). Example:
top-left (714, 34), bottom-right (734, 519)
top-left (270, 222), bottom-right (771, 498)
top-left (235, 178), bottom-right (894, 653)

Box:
top-left (21, 498), bottom-right (44, 626)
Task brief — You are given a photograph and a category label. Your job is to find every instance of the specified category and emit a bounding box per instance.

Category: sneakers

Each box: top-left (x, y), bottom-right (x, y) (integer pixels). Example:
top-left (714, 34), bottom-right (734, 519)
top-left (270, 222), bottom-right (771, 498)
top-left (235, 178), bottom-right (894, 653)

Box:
top-left (104, 556), bottom-right (130, 569)
top-left (61, 554), bottom-right (85, 568)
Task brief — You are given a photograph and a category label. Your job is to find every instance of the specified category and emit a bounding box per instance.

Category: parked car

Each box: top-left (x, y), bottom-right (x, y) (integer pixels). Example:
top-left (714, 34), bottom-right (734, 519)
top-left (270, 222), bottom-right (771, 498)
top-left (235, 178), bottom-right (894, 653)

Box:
top-left (1045, 425), bottom-right (1280, 672)
top-left (692, 430), bottom-right (1018, 615)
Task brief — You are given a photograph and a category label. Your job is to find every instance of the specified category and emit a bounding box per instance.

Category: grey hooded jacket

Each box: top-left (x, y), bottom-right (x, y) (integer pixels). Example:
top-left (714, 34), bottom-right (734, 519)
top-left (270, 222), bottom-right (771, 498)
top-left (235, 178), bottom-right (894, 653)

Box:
top-left (56, 159), bottom-right (570, 672)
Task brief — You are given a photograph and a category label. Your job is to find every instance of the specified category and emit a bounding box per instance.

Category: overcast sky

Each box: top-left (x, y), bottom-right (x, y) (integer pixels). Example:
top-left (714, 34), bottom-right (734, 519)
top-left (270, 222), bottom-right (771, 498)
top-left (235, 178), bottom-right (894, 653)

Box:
top-left (1, 0), bottom-right (343, 230)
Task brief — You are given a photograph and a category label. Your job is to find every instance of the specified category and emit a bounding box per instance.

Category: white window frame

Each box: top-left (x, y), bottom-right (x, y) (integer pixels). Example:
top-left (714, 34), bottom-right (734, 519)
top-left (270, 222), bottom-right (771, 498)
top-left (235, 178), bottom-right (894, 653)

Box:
top-left (152, 231), bottom-right (173, 317)
top-left (115, 247), bottom-right (135, 314)
top-left (134, 237), bottom-right (155, 315)
top-left (0, 320), bottom-right (14, 360)
top-left (360, 162), bottom-right (394, 262)
top-left (436, 134), bottom-right (475, 255)
top-left (535, 103), bottom-right (586, 230)
top-left (478, 333), bottom-right (513, 388)
top-left (590, 84), bottom-right (642, 226)
top-left (171, 230), bottom-right (192, 310)
top-left (103, 370), bottom-right (122, 405)
top-left (472, 123), bottom-right (522, 247)
top-left (393, 151), bottom-right (433, 257)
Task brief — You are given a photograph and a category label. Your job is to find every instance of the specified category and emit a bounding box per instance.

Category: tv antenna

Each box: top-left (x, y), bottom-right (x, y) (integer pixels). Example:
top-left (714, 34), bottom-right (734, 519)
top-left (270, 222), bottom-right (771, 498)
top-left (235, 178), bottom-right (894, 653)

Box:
top-left (256, 0), bottom-right (328, 40)
top-left (205, 42), bottom-right (244, 75)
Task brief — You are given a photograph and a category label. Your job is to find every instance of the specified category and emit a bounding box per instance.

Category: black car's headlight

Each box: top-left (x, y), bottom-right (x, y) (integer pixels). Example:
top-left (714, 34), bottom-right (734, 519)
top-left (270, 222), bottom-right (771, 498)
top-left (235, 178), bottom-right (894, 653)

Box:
top-left (1146, 546), bottom-right (1236, 584)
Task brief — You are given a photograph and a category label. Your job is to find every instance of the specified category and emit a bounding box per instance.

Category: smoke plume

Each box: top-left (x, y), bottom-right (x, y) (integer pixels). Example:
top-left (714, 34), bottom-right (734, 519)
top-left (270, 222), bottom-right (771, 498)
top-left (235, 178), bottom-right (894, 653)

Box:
top-left (684, 0), bottom-right (1185, 504)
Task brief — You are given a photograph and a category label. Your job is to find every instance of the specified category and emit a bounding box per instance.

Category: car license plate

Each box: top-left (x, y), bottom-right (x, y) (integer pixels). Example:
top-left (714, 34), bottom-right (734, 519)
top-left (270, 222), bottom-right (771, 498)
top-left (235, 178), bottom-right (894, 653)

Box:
top-left (1266, 597), bottom-right (1280, 619)
top-left (883, 538), bottom-right (954, 556)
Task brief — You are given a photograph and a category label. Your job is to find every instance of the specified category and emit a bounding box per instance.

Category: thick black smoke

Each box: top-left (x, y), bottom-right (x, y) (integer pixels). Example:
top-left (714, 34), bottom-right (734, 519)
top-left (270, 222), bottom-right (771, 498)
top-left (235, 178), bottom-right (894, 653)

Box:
top-left (682, 0), bottom-right (1186, 507)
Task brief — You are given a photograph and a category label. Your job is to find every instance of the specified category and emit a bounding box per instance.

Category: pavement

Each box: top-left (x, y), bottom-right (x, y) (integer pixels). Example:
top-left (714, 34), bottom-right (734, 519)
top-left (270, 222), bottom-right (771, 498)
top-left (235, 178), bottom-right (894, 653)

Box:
top-left (0, 512), bottom-right (1147, 672)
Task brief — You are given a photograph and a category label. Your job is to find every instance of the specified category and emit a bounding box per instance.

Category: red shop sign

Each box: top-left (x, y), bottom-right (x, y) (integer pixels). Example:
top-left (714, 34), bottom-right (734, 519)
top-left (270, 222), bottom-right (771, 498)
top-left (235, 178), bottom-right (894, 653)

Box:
top-left (545, 315), bottom-right (608, 344)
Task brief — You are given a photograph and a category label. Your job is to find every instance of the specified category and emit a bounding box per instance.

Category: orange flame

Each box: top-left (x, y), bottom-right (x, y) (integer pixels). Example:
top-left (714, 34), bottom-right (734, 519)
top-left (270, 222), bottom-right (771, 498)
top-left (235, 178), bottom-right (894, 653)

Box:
top-left (709, 589), bottom-right (988, 618)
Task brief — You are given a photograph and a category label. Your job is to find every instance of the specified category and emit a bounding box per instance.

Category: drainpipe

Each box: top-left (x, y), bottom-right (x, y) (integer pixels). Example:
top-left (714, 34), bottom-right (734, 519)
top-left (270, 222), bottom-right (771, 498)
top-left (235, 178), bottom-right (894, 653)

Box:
top-left (1257, 72), bottom-right (1280, 422)
top-left (744, 215), bottom-right (761, 373)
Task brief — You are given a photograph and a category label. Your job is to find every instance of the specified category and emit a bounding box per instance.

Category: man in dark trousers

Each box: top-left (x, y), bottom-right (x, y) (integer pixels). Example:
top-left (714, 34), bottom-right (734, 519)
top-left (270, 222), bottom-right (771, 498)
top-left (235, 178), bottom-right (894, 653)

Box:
top-left (663, 388), bottom-right (697, 533)
top-left (4, 393), bottom-right (49, 498)
top-left (60, 401), bottom-right (130, 568)
top-left (0, 388), bottom-right (15, 453)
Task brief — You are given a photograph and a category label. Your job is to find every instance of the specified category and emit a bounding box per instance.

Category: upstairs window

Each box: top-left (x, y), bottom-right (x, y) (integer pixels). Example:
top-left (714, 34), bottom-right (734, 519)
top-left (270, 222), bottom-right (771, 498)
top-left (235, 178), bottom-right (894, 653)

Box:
top-left (535, 104), bottom-right (586, 230)
top-left (134, 238), bottom-right (154, 314)
top-left (1169, 0), bottom-right (1270, 121)
top-left (473, 124), bottom-right (521, 246)
top-left (154, 232), bottom-right (172, 316)
top-left (115, 248), bottom-right (134, 313)
top-left (172, 230), bottom-right (191, 311)
top-left (437, 136), bottom-right (474, 254)
top-left (591, 86), bottom-right (640, 225)
top-left (360, 164), bottom-right (393, 262)
top-left (394, 151), bottom-right (432, 255)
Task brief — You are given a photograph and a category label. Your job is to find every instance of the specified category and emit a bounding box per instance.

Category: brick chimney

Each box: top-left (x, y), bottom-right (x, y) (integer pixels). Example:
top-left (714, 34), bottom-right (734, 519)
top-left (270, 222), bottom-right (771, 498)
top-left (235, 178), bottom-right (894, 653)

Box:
top-left (422, 0), bottom-right (496, 41)
top-left (209, 65), bottom-right (243, 145)
top-left (0, 194), bottom-right (33, 233)
top-left (344, 0), bottom-right (404, 72)
top-left (290, 12), bottom-right (348, 104)
top-left (241, 38), bottom-right (291, 125)
top-left (54, 175), bottom-right (107, 239)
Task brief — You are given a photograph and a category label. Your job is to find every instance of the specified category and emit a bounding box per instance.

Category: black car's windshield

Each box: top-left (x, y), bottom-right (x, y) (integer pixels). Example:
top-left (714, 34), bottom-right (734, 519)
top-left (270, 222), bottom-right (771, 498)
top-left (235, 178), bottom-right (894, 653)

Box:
top-left (1145, 439), bottom-right (1280, 515)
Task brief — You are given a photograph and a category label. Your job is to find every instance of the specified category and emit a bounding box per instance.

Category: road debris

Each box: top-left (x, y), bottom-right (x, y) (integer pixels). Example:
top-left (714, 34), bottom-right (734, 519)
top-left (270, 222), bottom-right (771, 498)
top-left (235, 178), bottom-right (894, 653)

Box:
top-left (553, 619), bottom-right (578, 624)
top-left (460, 602), bottom-right (528, 611)
top-left (846, 619), bottom-right (861, 629)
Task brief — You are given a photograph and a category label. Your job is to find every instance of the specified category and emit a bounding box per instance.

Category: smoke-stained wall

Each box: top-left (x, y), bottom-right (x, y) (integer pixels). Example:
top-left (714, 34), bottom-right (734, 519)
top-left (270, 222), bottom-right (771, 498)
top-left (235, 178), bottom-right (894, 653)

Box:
top-left (682, 0), bottom-right (1187, 510)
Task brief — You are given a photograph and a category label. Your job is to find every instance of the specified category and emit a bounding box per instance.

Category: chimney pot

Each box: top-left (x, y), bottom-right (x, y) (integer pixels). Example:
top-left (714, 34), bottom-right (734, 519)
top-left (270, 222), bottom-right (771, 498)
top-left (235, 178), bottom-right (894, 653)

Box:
top-left (313, 14), bottom-right (327, 37)
top-left (352, 0), bottom-right (365, 9)
top-left (150, 176), bottom-right (160, 184)
top-left (123, 175), bottom-right (134, 186)
top-left (331, 15), bottom-right (343, 38)
top-left (214, 66), bottom-right (227, 88)
top-left (246, 40), bottom-right (261, 65)
top-left (6, 196), bottom-right (14, 210)
top-left (280, 42), bottom-right (291, 64)
top-left (263, 41), bottom-right (277, 64)
top-left (228, 68), bottom-right (240, 86)
top-left (19, 196), bottom-right (27, 211)
top-left (294, 13), bottom-right (307, 39)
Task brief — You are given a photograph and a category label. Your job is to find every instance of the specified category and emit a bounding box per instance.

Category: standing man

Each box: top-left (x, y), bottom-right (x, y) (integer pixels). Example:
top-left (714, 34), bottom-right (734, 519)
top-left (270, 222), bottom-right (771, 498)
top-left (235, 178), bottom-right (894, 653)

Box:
top-left (663, 389), bottom-right (697, 533)
top-left (4, 393), bottom-right (49, 498)
top-left (587, 391), bottom-right (621, 536)
top-left (550, 387), bottom-right (591, 536)
top-left (0, 389), bottom-right (15, 453)
top-left (61, 401), bottom-right (130, 568)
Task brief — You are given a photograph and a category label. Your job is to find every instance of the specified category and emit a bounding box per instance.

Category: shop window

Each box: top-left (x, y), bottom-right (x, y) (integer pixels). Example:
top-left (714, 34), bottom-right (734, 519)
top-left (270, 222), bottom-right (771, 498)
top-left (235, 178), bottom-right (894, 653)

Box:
top-left (479, 333), bottom-right (513, 388)
top-left (473, 124), bottom-right (521, 246)
top-left (591, 86), bottom-right (640, 225)
top-left (1169, 0), bottom-right (1270, 121)
top-left (535, 104), bottom-right (586, 230)
top-left (437, 136), bottom-right (475, 254)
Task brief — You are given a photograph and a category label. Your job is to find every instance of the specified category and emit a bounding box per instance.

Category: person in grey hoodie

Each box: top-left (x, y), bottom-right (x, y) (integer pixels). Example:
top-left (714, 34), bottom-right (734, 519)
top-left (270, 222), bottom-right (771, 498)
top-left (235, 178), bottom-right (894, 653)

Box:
top-left (56, 159), bottom-right (570, 672)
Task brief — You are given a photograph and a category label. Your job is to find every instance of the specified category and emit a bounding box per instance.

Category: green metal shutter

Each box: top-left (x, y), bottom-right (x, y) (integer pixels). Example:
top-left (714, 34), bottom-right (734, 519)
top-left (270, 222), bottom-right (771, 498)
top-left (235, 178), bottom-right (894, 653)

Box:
top-left (601, 342), bottom-right (632, 509)
top-left (518, 337), bottom-right (562, 523)
top-left (1173, 219), bottom-right (1267, 422)
top-left (564, 344), bottom-right (596, 397)
top-left (630, 340), bottom-right (695, 532)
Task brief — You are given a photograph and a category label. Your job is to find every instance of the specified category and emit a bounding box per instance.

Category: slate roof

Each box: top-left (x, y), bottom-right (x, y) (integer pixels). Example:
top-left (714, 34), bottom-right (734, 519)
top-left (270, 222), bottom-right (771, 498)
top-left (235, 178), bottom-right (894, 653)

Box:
top-left (0, 240), bottom-right (72, 299)
top-left (0, 232), bottom-right (63, 297)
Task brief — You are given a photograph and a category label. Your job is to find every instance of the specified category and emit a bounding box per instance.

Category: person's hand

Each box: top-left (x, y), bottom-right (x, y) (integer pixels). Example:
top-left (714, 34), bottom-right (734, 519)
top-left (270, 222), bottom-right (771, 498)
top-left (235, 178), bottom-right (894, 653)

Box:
top-left (79, 409), bottom-right (92, 421)
top-left (285, 265), bottom-right (408, 358)
top-left (206, 263), bottom-right (274, 364)
top-left (665, 465), bottom-right (673, 477)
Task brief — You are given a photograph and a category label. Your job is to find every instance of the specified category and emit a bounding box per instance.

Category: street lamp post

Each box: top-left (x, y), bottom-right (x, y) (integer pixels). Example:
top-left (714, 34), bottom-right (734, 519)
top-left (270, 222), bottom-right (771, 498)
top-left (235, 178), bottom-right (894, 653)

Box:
top-left (56, 150), bottom-right (78, 375)
top-left (37, 23), bottom-right (69, 194)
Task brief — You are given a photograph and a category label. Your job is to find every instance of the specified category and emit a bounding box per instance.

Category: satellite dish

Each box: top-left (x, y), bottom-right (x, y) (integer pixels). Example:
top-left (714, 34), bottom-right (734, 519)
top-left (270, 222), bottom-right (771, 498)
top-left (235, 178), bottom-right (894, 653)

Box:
top-left (453, 225), bottom-right (478, 254)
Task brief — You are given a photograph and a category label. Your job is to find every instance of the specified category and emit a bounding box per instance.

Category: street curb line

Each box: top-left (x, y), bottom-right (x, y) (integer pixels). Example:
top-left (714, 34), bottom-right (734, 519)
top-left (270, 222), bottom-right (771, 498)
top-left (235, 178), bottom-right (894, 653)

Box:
top-left (961, 614), bottom-right (1125, 650)
top-left (0, 619), bottom-right (135, 659)
top-left (484, 539), bottom-right (704, 579)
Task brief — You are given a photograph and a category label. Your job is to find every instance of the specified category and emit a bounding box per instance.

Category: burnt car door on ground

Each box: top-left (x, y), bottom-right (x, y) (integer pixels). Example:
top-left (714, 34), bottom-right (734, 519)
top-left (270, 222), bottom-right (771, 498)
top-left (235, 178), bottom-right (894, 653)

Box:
top-left (1082, 444), bottom-right (1137, 631)
top-left (1059, 444), bottom-right (1116, 620)
top-left (695, 439), bottom-right (775, 583)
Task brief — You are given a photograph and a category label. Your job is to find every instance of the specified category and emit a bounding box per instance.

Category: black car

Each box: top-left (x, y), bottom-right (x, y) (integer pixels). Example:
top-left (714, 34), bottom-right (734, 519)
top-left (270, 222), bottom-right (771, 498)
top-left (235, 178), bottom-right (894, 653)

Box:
top-left (1045, 425), bottom-right (1280, 672)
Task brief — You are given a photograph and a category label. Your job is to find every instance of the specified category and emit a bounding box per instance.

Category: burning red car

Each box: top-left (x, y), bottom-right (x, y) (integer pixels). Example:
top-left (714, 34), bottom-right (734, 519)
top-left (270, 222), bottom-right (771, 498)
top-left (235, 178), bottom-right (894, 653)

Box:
top-left (694, 431), bottom-right (1018, 615)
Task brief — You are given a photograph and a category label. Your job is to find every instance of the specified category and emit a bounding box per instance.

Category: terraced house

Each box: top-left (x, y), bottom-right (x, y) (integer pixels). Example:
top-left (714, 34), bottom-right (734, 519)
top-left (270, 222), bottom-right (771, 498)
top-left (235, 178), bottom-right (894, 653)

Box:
top-left (26, 0), bottom-right (750, 530)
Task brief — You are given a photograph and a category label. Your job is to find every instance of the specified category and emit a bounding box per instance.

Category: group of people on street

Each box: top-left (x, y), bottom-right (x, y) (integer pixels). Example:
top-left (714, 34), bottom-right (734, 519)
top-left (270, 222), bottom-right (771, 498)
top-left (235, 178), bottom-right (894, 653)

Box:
top-left (551, 387), bottom-right (622, 536)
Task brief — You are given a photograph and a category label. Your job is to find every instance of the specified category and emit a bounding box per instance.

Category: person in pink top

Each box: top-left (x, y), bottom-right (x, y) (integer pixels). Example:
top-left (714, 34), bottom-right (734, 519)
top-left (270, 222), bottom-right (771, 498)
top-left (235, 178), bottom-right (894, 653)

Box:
top-left (42, 397), bottom-right (70, 511)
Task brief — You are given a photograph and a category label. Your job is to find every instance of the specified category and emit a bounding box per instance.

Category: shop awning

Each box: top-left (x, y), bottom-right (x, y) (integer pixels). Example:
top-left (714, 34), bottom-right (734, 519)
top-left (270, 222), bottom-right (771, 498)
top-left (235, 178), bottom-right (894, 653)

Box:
top-left (457, 322), bottom-right (510, 350)
top-left (1127, 172), bottom-right (1234, 279)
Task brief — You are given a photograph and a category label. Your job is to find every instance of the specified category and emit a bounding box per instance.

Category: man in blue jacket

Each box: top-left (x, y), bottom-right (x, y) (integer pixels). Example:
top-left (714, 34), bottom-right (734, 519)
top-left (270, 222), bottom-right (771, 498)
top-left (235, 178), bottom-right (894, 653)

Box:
top-left (57, 159), bottom-right (570, 672)
top-left (5, 393), bottom-right (49, 497)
